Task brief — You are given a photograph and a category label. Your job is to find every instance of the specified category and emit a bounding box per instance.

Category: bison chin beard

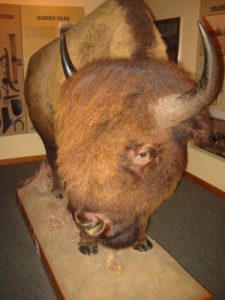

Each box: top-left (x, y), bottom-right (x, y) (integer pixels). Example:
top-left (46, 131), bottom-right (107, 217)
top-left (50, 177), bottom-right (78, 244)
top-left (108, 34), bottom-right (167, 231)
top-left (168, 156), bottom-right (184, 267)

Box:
top-left (99, 219), bottom-right (139, 249)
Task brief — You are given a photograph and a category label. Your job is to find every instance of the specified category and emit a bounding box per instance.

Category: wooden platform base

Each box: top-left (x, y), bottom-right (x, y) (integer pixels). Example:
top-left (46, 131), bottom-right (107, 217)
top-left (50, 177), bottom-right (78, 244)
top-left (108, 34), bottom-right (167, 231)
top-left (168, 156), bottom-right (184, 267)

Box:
top-left (17, 164), bottom-right (212, 300)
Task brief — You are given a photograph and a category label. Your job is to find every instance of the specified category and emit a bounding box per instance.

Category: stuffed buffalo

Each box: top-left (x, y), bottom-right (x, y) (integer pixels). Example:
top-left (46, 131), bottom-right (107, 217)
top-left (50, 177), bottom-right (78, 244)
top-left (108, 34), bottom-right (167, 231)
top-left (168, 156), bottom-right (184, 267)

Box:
top-left (25, 0), bottom-right (222, 255)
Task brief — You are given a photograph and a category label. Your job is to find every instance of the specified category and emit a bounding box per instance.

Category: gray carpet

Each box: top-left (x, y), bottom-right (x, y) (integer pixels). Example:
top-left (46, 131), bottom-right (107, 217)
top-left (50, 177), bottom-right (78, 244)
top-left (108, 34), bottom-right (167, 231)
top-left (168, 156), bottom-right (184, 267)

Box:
top-left (149, 178), bottom-right (225, 300)
top-left (0, 162), bottom-right (56, 300)
top-left (0, 161), bottom-right (225, 300)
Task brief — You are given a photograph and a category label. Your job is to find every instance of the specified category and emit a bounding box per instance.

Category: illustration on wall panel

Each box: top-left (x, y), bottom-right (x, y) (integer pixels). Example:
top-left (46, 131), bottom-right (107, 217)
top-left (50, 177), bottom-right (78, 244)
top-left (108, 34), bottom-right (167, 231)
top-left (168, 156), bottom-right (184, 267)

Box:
top-left (0, 4), bottom-right (85, 136)
top-left (194, 10), bottom-right (225, 158)
top-left (0, 4), bottom-right (27, 136)
top-left (155, 17), bottom-right (180, 63)
top-left (202, 13), bottom-right (225, 56)
top-left (199, 13), bottom-right (225, 111)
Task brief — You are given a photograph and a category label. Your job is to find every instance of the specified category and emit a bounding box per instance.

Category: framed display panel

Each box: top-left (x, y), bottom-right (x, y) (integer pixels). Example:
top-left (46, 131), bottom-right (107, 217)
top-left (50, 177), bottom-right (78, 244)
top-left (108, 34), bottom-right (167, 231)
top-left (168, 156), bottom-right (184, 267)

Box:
top-left (0, 4), bottom-right (27, 136)
top-left (198, 0), bottom-right (225, 112)
top-left (194, 1), bottom-right (225, 158)
top-left (155, 17), bottom-right (180, 63)
top-left (205, 116), bottom-right (225, 158)
top-left (200, 13), bottom-right (225, 111)
top-left (201, 13), bottom-right (225, 56)
top-left (0, 4), bottom-right (84, 135)
top-left (21, 5), bottom-right (85, 77)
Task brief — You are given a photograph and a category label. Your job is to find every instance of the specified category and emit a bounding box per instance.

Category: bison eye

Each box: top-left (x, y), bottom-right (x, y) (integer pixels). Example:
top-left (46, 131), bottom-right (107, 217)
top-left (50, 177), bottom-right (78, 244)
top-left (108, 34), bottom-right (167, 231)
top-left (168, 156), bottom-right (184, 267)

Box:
top-left (132, 144), bottom-right (160, 168)
top-left (122, 143), bottom-right (160, 173)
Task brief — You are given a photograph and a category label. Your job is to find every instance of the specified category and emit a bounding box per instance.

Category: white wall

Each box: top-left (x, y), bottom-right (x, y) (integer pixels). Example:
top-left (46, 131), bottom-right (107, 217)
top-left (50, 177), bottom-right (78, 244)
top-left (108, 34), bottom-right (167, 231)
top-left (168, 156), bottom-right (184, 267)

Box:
top-left (147, 0), bottom-right (225, 192)
top-left (0, 0), bottom-right (105, 14)
top-left (147, 0), bottom-right (201, 77)
top-left (0, 0), bottom-right (105, 160)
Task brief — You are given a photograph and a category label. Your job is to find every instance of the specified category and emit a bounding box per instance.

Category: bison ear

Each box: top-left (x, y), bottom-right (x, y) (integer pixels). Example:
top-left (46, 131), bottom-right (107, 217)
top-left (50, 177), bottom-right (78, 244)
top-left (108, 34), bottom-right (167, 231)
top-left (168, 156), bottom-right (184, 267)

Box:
top-left (74, 210), bottom-right (108, 237)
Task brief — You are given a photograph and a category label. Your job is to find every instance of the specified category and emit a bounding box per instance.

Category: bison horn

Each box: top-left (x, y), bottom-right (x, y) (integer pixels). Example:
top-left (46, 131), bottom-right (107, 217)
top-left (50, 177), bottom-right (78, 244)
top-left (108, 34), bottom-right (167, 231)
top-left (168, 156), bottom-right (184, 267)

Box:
top-left (155, 22), bottom-right (222, 128)
top-left (60, 34), bottom-right (77, 78)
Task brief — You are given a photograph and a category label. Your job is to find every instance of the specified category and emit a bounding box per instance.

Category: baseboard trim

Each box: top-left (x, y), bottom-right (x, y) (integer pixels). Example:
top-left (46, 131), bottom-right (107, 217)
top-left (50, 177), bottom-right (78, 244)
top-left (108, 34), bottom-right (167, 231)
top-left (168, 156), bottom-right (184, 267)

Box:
top-left (0, 155), bottom-right (46, 166)
top-left (184, 171), bottom-right (225, 199)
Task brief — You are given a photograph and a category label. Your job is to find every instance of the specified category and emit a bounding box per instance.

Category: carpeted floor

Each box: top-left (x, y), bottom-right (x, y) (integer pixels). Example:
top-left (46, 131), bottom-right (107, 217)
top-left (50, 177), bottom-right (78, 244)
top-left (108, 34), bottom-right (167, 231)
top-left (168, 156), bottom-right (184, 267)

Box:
top-left (149, 178), bottom-right (225, 299)
top-left (0, 161), bottom-right (225, 300)
top-left (0, 162), bottom-right (56, 300)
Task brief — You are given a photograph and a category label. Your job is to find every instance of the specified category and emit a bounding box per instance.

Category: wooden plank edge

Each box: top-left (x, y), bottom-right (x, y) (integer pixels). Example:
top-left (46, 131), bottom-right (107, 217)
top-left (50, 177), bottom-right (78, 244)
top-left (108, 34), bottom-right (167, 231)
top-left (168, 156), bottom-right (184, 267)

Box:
top-left (16, 189), bottom-right (214, 299)
top-left (0, 155), bottom-right (46, 166)
top-left (16, 189), bottom-right (66, 300)
top-left (185, 171), bottom-right (225, 199)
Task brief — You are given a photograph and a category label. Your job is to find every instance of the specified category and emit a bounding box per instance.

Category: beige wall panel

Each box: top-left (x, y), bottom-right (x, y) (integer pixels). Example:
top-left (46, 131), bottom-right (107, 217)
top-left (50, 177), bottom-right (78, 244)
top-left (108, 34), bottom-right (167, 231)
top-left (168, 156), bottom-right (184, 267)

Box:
top-left (21, 5), bottom-right (84, 74)
top-left (20, 5), bottom-right (84, 132)
top-left (0, 4), bottom-right (27, 136)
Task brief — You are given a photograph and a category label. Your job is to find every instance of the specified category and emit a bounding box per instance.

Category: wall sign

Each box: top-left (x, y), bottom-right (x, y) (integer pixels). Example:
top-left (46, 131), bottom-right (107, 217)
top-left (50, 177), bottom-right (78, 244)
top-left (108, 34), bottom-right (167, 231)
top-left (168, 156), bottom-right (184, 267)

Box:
top-left (195, 1), bottom-right (225, 158)
top-left (0, 4), bottom-right (84, 136)
top-left (210, 3), bottom-right (225, 12)
top-left (0, 4), bottom-right (26, 136)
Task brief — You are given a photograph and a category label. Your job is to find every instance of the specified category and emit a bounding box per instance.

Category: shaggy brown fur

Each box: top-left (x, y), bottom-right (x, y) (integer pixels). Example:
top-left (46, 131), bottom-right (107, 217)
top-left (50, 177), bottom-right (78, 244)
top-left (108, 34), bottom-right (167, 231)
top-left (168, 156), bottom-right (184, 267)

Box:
top-left (25, 0), bottom-right (216, 254)
top-left (115, 0), bottom-right (155, 58)
top-left (25, 0), bottom-right (167, 192)
top-left (55, 58), bottom-right (210, 250)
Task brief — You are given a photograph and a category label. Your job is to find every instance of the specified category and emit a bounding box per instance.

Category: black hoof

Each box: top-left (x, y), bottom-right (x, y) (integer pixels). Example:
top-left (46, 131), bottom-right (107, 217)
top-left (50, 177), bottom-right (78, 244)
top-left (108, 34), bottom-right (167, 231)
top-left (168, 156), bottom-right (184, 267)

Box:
top-left (133, 238), bottom-right (153, 252)
top-left (79, 244), bottom-right (98, 256)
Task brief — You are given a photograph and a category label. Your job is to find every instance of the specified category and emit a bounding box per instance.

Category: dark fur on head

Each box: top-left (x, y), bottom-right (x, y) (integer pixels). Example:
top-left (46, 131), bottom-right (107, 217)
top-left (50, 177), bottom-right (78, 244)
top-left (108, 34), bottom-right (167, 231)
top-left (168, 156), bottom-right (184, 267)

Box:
top-left (25, 0), bottom-right (218, 255)
top-left (24, 0), bottom-right (168, 197)
top-left (55, 57), bottom-right (209, 250)
top-left (115, 0), bottom-right (156, 58)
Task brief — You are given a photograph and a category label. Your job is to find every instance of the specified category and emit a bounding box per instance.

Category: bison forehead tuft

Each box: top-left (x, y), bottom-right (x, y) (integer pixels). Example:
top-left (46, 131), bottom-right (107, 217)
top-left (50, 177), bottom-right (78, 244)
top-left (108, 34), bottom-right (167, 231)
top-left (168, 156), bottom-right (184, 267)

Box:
top-left (56, 58), bottom-right (193, 135)
top-left (56, 58), bottom-right (192, 215)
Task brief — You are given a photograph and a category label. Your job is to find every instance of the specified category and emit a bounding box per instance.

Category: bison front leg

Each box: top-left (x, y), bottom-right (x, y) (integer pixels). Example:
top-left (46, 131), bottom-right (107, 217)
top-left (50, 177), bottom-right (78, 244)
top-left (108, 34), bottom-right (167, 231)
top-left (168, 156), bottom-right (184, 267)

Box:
top-left (132, 216), bottom-right (153, 252)
top-left (132, 235), bottom-right (153, 252)
top-left (68, 208), bottom-right (107, 255)
top-left (74, 210), bottom-right (106, 255)
top-left (79, 231), bottom-right (99, 255)
top-left (45, 143), bottom-right (64, 199)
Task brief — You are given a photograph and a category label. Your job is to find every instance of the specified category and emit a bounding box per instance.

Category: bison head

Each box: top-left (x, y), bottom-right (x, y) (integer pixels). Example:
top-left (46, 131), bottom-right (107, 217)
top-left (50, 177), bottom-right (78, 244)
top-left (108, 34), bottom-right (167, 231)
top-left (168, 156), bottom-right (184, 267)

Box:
top-left (55, 23), bottom-right (221, 250)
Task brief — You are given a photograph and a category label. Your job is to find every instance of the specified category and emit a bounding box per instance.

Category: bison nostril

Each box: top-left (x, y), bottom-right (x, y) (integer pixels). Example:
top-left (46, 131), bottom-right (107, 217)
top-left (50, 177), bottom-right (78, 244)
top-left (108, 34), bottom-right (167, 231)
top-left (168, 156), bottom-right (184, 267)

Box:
top-left (139, 151), bottom-right (148, 158)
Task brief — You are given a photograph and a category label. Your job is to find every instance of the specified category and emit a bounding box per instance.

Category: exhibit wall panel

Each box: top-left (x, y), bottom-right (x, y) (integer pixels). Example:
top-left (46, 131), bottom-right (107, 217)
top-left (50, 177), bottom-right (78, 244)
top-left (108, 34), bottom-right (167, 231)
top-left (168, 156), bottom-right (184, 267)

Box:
top-left (0, 4), bottom-right (27, 136)
top-left (21, 5), bottom-right (85, 74)
top-left (197, 0), bottom-right (225, 113)
top-left (0, 0), bottom-right (104, 159)
top-left (0, 3), bottom-right (85, 136)
top-left (20, 5), bottom-right (85, 132)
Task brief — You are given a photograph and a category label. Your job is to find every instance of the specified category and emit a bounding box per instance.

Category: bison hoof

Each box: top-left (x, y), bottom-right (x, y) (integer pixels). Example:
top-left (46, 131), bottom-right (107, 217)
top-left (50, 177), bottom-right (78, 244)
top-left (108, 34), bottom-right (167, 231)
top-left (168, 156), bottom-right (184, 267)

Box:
top-left (133, 238), bottom-right (153, 252)
top-left (79, 244), bottom-right (98, 256)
